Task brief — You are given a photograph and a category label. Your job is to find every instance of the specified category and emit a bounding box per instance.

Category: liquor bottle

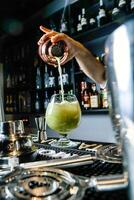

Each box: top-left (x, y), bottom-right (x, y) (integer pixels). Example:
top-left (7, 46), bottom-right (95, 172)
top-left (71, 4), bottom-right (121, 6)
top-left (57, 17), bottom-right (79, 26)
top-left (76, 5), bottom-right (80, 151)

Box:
top-left (21, 69), bottom-right (26, 86)
top-left (44, 65), bottom-right (49, 88)
top-left (81, 8), bottom-right (88, 32)
top-left (44, 91), bottom-right (49, 110)
top-left (80, 81), bottom-right (86, 107)
top-left (83, 82), bottom-right (90, 110)
top-left (118, 0), bottom-right (127, 15)
top-left (89, 17), bottom-right (97, 29)
top-left (97, 0), bottom-right (107, 27)
top-left (36, 66), bottom-right (42, 89)
top-left (13, 95), bottom-right (17, 113)
top-left (35, 92), bottom-right (41, 112)
top-left (26, 91), bottom-right (31, 113)
top-left (90, 83), bottom-right (99, 109)
top-left (62, 67), bottom-right (69, 85)
top-left (6, 74), bottom-right (11, 88)
top-left (100, 88), bottom-right (109, 108)
top-left (49, 70), bottom-right (55, 87)
top-left (112, 0), bottom-right (121, 21)
top-left (130, 0), bottom-right (134, 12)
top-left (5, 95), bottom-right (10, 112)
top-left (60, 18), bottom-right (68, 34)
top-left (77, 14), bottom-right (82, 33)
top-left (9, 95), bottom-right (13, 112)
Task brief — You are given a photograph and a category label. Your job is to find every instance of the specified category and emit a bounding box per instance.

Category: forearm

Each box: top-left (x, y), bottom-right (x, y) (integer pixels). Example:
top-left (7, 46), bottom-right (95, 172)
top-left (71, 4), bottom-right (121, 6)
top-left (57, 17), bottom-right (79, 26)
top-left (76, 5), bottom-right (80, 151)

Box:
top-left (74, 43), bottom-right (106, 85)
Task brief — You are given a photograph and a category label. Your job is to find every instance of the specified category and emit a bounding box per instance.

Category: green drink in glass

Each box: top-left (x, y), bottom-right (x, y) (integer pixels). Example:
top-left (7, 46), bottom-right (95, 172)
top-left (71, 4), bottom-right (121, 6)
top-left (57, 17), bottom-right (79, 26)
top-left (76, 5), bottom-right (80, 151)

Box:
top-left (46, 93), bottom-right (81, 147)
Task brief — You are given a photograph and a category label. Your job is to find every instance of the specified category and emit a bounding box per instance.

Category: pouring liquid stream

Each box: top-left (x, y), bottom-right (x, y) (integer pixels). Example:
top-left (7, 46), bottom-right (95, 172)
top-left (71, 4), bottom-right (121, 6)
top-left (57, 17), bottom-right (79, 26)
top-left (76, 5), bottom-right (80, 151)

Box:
top-left (55, 57), bottom-right (64, 101)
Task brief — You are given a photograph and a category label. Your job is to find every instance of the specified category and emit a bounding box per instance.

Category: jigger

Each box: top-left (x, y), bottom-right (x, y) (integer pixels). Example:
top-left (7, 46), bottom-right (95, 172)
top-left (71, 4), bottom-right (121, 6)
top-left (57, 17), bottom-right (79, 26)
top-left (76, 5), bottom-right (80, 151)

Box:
top-left (35, 116), bottom-right (47, 143)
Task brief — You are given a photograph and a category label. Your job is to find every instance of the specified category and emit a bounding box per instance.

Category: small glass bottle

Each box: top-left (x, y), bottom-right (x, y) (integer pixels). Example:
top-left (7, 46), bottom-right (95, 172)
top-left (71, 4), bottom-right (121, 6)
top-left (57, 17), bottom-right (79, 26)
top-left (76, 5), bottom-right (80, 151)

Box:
top-left (77, 14), bottom-right (82, 33)
top-left (97, 0), bottom-right (107, 27)
top-left (35, 92), bottom-right (41, 112)
top-left (44, 91), bottom-right (49, 110)
top-left (83, 82), bottom-right (90, 110)
top-left (36, 66), bottom-right (42, 90)
top-left (81, 8), bottom-right (88, 32)
top-left (44, 65), bottom-right (49, 88)
top-left (90, 83), bottom-right (99, 109)
top-left (49, 70), bottom-right (55, 87)
top-left (100, 88), bottom-right (109, 108)
top-left (130, 0), bottom-right (134, 13)
top-left (62, 67), bottom-right (69, 86)
top-left (118, 0), bottom-right (127, 16)
top-left (60, 18), bottom-right (68, 34)
top-left (112, 0), bottom-right (121, 21)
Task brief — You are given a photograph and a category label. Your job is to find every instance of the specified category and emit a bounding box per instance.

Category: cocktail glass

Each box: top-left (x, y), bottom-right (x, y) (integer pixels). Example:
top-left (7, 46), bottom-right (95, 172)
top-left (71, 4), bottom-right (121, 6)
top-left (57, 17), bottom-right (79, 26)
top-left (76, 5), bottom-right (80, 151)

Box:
top-left (46, 93), bottom-right (81, 148)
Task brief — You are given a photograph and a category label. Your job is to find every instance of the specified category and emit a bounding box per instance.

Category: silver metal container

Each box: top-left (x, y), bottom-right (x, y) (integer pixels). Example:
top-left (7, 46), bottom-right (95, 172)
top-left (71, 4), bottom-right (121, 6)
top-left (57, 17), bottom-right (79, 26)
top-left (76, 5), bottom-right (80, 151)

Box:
top-left (0, 121), bottom-right (36, 157)
top-left (105, 18), bottom-right (134, 200)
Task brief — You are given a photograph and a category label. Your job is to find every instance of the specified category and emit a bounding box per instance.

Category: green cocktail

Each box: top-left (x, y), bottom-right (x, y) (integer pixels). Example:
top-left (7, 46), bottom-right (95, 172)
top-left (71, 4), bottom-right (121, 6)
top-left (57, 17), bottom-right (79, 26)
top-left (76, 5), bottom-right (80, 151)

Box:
top-left (46, 93), bottom-right (81, 147)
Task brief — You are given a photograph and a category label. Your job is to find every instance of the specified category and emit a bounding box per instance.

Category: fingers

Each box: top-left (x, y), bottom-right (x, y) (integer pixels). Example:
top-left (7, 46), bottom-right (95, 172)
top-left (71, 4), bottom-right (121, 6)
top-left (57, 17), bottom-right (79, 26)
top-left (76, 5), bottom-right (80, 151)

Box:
top-left (39, 26), bottom-right (52, 33)
top-left (37, 31), bottom-right (56, 45)
top-left (38, 26), bottom-right (68, 46)
top-left (51, 33), bottom-right (67, 43)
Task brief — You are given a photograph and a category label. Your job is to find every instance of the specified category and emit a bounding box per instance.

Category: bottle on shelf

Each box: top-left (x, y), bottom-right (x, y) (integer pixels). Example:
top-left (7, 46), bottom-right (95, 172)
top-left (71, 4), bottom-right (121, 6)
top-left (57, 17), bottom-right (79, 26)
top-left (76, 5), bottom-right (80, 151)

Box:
top-left (77, 14), bottom-right (82, 33)
top-left (89, 16), bottom-right (97, 29)
top-left (12, 95), bottom-right (17, 113)
top-left (26, 91), bottom-right (31, 113)
top-left (83, 82), bottom-right (90, 110)
top-left (5, 95), bottom-right (10, 112)
top-left (80, 81), bottom-right (86, 107)
top-left (97, 0), bottom-right (107, 27)
top-left (18, 92), bottom-right (27, 112)
top-left (111, 0), bottom-right (121, 21)
top-left (21, 69), bottom-right (26, 86)
top-left (60, 18), bottom-right (68, 34)
top-left (44, 91), bottom-right (49, 110)
top-left (35, 66), bottom-right (42, 90)
top-left (130, 0), bottom-right (134, 12)
top-left (18, 66), bottom-right (26, 87)
top-left (35, 92), bottom-right (41, 113)
top-left (68, 89), bottom-right (74, 95)
top-left (90, 83), bottom-right (99, 109)
top-left (6, 74), bottom-right (12, 88)
top-left (81, 8), bottom-right (88, 32)
top-left (100, 88), bottom-right (109, 108)
top-left (118, 0), bottom-right (127, 16)
top-left (9, 95), bottom-right (13, 113)
top-left (44, 64), bottom-right (49, 88)
top-left (62, 67), bottom-right (69, 86)
top-left (49, 70), bottom-right (55, 87)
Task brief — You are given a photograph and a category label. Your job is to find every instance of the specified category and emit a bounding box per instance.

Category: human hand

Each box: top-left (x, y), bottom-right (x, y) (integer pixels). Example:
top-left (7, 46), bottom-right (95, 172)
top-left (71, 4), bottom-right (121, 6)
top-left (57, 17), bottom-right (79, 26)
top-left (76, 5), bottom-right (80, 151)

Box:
top-left (38, 26), bottom-right (82, 64)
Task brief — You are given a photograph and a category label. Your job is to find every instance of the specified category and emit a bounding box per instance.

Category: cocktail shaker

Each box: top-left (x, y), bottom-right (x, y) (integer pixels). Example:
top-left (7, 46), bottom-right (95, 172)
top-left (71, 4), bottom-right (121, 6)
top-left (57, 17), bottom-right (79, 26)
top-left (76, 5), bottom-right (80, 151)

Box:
top-left (0, 120), bottom-right (35, 157)
top-left (38, 39), bottom-right (68, 65)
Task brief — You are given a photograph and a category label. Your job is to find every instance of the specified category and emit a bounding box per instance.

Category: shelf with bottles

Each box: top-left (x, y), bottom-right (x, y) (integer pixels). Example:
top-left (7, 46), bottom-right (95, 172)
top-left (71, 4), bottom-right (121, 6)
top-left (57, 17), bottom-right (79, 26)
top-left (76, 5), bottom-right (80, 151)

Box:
top-left (35, 57), bottom-right (74, 89)
top-left (67, 0), bottom-right (134, 41)
top-left (41, 0), bottom-right (134, 48)
top-left (74, 1), bottom-right (134, 42)
top-left (74, 73), bottom-right (109, 113)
